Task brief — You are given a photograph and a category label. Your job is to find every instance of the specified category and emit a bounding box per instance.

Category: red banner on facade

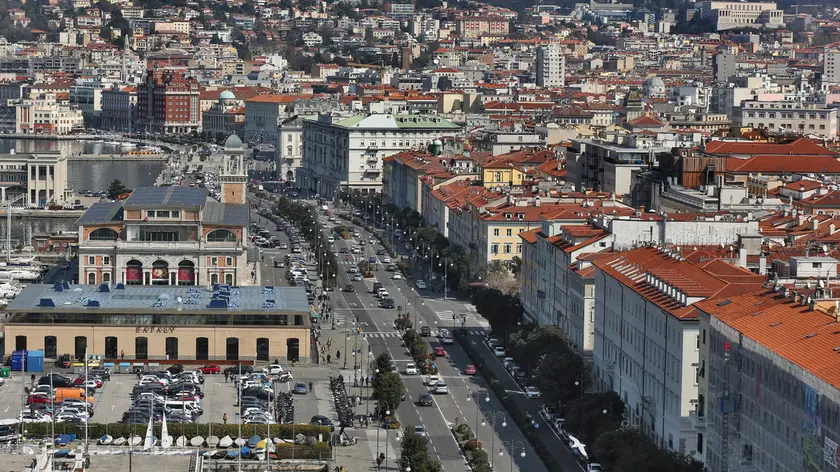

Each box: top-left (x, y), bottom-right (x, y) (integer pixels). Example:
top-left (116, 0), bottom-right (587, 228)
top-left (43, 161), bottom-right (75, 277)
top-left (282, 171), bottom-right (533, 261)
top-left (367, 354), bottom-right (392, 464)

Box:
top-left (178, 268), bottom-right (194, 282)
top-left (126, 267), bottom-right (142, 281)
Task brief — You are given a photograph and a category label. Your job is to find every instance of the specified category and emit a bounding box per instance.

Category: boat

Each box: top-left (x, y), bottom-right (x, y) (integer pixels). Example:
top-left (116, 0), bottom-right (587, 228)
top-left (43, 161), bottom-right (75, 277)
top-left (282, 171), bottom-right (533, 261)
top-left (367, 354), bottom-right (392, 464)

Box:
top-left (129, 435), bottom-right (143, 447)
top-left (211, 450), bottom-right (227, 459)
top-left (201, 449), bottom-right (217, 458)
top-left (218, 435), bottom-right (233, 448)
top-left (160, 413), bottom-right (172, 449)
top-left (0, 282), bottom-right (20, 299)
top-left (246, 435), bottom-right (260, 449)
top-left (175, 436), bottom-right (187, 448)
top-left (113, 437), bottom-right (126, 446)
top-left (99, 435), bottom-right (113, 445)
top-left (234, 437), bottom-right (246, 447)
top-left (142, 416), bottom-right (155, 450)
top-left (54, 449), bottom-right (71, 458)
top-left (225, 450), bottom-right (239, 460)
top-left (55, 434), bottom-right (73, 446)
top-left (1, 269), bottom-right (41, 281)
top-left (190, 436), bottom-right (205, 447)
top-left (240, 447), bottom-right (252, 459)
top-left (206, 435), bottom-right (219, 447)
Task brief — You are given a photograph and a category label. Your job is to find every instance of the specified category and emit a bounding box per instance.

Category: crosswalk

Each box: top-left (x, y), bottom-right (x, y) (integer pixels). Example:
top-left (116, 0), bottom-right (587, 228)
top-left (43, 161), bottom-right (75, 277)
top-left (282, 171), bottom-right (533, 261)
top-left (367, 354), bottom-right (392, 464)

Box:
top-left (360, 329), bottom-right (487, 338)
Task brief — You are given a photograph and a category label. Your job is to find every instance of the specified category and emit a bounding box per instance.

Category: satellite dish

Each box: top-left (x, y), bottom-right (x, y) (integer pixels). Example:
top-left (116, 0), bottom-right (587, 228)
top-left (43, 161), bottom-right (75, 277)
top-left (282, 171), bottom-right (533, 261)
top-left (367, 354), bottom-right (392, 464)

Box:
top-left (433, 59), bottom-right (440, 65)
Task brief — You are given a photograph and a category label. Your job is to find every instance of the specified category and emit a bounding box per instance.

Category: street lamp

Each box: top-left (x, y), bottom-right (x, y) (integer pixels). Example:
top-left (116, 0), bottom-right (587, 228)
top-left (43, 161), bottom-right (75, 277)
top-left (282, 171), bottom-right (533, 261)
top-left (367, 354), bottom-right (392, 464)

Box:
top-left (482, 411), bottom-right (506, 469)
top-left (466, 390), bottom-right (490, 443)
top-left (500, 440), bottom-right (526, 472)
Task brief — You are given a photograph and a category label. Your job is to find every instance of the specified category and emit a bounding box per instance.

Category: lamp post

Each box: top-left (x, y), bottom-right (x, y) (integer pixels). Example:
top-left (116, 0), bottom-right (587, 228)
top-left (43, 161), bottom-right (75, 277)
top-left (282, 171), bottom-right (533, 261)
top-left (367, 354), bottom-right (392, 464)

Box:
top-left (401, 457), bottom-right (412, 472)
top-left (376, 402), bottom-right (392, 468)
top-left (482, 411), bottom-right (506, 470)
top-left (500, 440), bottom-right (526, 472)
top-left (466, 390), bottom-right (490, 443)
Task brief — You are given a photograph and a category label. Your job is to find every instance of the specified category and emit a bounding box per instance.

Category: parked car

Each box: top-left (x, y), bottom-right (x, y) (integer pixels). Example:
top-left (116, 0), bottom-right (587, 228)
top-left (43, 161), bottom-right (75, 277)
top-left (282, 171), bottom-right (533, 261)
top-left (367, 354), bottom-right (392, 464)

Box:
top-left (405, 363), bottom-right (417, 375)
top-left (416, 280), bottom-right (427, 290)
top-left (199, 365), bottom-right (220, 374)
top-left (293, 382), bottom-right (308, 395)
top-left (425, 375), bottom-right (440, 387)
top-left (464, 365), bottom-right (476, 375)
top-left (525, 386), bottom-right (541, 399)
top-left (493, 346), bottom-right (506, 357)
top-left (310, 415), bottom-right (334, 430)
top-left (223, 365), bottom-right (254, 376)
top-left (443, 336), bottom-right (454, 345)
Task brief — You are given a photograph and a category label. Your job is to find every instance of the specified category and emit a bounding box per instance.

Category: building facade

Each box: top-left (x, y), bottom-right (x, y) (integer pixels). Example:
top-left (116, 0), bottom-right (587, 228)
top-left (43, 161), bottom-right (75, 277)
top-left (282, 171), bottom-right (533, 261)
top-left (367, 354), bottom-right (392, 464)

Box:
top-left (136, 68), bottom-right (200, 135)
top-left (695, 1), bottom-right (784, 30)
top-left (15, 94), bottom-right (84, 135)
top-left (733, 99), bottom-right (838, 139)
top-left (296, 113), bottom-right (460, 198)
top-left (536, 42), bottom-right (566, 88)
top-left (101, 85), bottom-right (137, 132)
top-left (0, 150), bottom-right (68, 206)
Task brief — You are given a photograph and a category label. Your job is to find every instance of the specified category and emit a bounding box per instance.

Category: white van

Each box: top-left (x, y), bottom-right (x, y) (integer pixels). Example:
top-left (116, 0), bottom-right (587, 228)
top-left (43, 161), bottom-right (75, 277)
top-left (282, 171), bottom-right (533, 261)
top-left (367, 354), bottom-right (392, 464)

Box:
top-left (165, 401), bottom-right (202, 417)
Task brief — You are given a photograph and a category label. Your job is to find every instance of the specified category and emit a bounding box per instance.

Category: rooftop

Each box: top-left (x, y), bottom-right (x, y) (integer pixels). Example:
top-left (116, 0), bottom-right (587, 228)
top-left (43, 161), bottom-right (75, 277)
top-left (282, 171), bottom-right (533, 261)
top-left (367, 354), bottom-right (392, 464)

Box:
top-left (8, 283), bottom-right (310, 314)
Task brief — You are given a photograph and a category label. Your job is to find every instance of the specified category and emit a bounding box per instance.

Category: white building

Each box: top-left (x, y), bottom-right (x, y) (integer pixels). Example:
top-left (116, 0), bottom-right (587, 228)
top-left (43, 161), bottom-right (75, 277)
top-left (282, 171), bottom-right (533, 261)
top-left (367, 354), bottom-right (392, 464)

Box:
top-left (16, 94), bottom-right (83, 135)
top-left (592, 246), bottom-right (764, 456)
top-left (733, 99), bottom-right (838, 139)
top-left (277, 115), bottom-right (306, 183)
top-left (825, 48), bottom-right (840, 85)
top-left (296, 113), bottom-right (460, 198)
top-left (0, 150), bottom-right (68, 206)
top-left (535, 42), bottom-right (565, 88)
top-left (695, 1), bottom-right (784, 30)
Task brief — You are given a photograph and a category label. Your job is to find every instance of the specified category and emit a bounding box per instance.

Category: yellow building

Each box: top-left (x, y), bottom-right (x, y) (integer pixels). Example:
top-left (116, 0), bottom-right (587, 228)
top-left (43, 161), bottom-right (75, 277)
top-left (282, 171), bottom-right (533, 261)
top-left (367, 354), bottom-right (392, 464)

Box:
top-left (481, 160), bottom-right (528, 188)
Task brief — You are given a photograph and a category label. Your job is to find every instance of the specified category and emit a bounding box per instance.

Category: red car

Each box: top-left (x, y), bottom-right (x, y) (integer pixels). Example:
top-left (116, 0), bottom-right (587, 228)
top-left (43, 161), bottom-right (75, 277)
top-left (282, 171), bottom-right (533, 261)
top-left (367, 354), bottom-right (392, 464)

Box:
top-left (27, 393), bottom-right (51, 404)
top-left (199, 364), bottom-right (221, 374)
top-left (434, 346), bottom-right (446, 357)
top-left (465, 365), bottom-right (476, 375)
top-left (73, 377), bottom-right (103, 388)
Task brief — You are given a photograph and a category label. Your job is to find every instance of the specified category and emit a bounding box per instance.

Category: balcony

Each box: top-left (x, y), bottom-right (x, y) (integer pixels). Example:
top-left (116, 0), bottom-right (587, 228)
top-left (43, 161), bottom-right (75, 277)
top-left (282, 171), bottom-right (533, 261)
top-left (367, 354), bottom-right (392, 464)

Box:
top-left (602, 359), bottom-right (615, 374)
top-left (364, 167), bottom-right (381, 175)
top-left (688, 410), bottom-right (706, 429)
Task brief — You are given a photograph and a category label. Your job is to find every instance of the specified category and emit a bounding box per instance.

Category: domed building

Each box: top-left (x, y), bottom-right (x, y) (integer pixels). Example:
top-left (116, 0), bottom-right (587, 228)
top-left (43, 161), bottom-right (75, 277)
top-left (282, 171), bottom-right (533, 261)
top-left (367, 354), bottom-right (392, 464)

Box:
top-left (201, 89), bottom-right (246, 141)
top-left (642, 76), bottom-right (667, 98)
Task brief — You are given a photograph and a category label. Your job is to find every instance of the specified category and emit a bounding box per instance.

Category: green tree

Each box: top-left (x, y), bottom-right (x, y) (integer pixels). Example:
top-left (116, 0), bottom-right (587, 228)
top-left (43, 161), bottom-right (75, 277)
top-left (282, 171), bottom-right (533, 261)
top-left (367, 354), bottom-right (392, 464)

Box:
top-left (374, 352), bottom-right (392, 374)
top-left (563, 392), bottom-right (625, 443)
top-left (372, 371), bottom-right (404, 418)
top-left (401, 426), bottom-right (443, 472)
top-left (107, 179), bottom-right (128, 199)
top-left (534, 351), bottom-right (588, 405)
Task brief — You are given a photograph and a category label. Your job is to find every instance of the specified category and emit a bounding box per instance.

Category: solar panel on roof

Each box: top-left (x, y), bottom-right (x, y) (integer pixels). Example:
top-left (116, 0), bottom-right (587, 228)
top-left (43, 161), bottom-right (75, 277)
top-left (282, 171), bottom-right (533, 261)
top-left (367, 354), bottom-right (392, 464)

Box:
top-left (38, 298), bottom-right (55, 307)
top-left (207, 299), bottom-right (228, 309)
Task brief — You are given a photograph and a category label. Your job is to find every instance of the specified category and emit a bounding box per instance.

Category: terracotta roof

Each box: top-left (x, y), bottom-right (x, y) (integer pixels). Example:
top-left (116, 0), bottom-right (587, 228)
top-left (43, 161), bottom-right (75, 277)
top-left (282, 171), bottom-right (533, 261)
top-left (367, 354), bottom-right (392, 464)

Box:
top-left (245, 94), bottom-right (315, 103)
top-left (695, 289), bottom-right (840, 390)
top-left (726, 155), bottom-right (840, 174)
top-left (519, 227), bottom-right (539, 244)
top-left (628, 115), bottom-right (665, 126)
top-left (706, 138), bottom-right (836, 156)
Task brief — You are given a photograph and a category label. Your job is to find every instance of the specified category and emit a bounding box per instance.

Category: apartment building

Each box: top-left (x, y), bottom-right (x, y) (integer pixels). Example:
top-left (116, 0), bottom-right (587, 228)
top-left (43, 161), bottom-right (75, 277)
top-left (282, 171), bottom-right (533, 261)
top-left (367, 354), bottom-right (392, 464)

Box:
top-left (15, 94), bottom-right (83, 136)
top-left (101, 85), bottom-right (137, 132)
top-left (825, 48), bottom-right (840, 85)
top-left (136, 69), bottom-right (200, 135)
top-left (536, 42), bottom-right (566, 88)
top-left (696, 285), bottom-right (840, 471)
top-left (0, 150), bottom-right (67, 206)
top-left (565, 138), bottom-right (669, 195)
top-left (732, 99), bottom-right (838, 139)
top-left (277, 115), bottom-right (306, 183)
top-left (455, 16), bottom-right (510, 38)
top-left (592, 247), bottom-right (764, 455)
top-left (296, 113), bottom-right (460, 198)
top-left (76, 138), bottom-right (255, 287)
top-left (695, 1), bottom-right (784, 30)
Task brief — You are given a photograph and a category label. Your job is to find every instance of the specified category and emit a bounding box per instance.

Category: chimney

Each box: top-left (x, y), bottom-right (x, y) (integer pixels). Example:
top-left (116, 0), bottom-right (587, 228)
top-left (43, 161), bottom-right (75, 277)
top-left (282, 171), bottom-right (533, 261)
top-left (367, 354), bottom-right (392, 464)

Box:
top-left (809, 298), bottom-right (816, 311)
top-left (738, 247), bottom-right (747, 268)
top-left (758, 255), bottom-right (767, 275)
top-left (831, 223), bottom-right (837, 235)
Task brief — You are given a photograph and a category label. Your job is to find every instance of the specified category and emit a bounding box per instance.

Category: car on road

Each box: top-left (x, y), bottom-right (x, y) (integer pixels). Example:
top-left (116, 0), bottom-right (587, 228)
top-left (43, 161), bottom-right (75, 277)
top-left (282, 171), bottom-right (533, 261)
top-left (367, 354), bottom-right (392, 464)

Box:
top-left (339, 248), bottom-right (348, 254)
top-left (588, 465), bottom-right (603, 472)
top-left (352, 274), bottom-right (363, 281)
top-left (416, 280), bottom-right (427, 290)
top-left (280, 243), bottom-right (288, 249)
top-left (420, 326), bottom-right (431, 337)
top-left (347, 267), bottom-right (358, 274)
top-left (493, 346), bottom-right (506, 357)
top-left (391, 273), bottom-right (402, 280)
top-left (434, 346), bottom-right (446, 357)
top-left (310, 415), bottom-right (335, 430)
top-left (443, 336), bottom-right (453, 345)
top-left (434, 381), bottom-right (449, 394)
top-left (264, 364), bottom-right (284, 375)
top-left (343, 284), bottom-right (355, 292)
top-left (487, 337), bottom-right (500, 349)
top-left (425, 375), bottom-right (440, 387)
top-left (414, 425), bottom-right (427, 437)
top-left (524, 386), bottom-right (541, 399)
top-left (464, 365), bottom-right (476, 375)
top-left (404, 363), bottom-right (417, 375)
top-left (382, 257), bottom-right (391, 263)
top-left (293, 382), bottom-right (308, 395)
top-left (418, 393), bottom-right (434, 407)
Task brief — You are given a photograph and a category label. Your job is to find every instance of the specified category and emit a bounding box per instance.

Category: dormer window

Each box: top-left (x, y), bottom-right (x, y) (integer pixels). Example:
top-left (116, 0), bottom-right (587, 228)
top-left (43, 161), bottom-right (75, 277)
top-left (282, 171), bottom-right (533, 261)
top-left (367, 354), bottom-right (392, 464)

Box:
top-left (505, 213), bottom-right (512, 220)
top-left (517, 213), bottom-right (524, 220)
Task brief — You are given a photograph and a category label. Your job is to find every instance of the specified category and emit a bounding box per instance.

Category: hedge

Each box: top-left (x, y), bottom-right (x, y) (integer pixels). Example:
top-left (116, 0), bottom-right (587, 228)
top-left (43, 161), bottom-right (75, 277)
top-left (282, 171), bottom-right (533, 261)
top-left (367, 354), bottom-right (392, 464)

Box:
top-left (22, 423), bottom-right (332, 442)
top-left (454, 330), bottom-right (561, 472)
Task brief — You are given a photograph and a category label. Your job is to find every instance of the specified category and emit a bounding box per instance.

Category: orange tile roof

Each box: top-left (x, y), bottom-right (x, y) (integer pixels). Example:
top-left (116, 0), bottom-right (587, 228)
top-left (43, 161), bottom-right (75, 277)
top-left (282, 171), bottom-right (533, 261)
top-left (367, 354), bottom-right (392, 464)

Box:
top-left (245, 94), bottom-right (315, 103)
top-left (726, 155), bottom-right (840, 174)
top-left (519, 228), bottom-right (539, 244)
top-left (695, 289), bottom-right (840, 390)
top-left (706, 138), bottom-right (836, 156)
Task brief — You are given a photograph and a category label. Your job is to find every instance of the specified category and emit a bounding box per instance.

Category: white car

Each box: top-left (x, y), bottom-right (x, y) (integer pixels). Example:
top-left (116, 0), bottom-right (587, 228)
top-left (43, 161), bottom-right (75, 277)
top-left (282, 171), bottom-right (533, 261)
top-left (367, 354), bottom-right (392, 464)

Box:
top-left (405, 363), bottom-right (417, 375)
top-left (524, 386), bottom-right (541, 399)
top-left (264, 364), bottom-right (284, 375)
top-left (391, 273), bottom-right (402, 280)
top-left (416, 280), bottom-right (427, 289)
top-left (414, 425), bottom-right (427, 436)
top-left (443, 336), bottom-right (454, 345)
top-left (493, 346), bottom-right (506, 357)
top-left (382, 257), bottom-right (391, 263)
top-left (425, 375), bottom-right (440, 387)
top-left (351, 247), bottom-right (361, 254)
top-left (434, 381), bottom-right (449, 394)
top-left (353, 232), bottom-right (360, 237)
top-left (588, 465), bottom-right (603, 472)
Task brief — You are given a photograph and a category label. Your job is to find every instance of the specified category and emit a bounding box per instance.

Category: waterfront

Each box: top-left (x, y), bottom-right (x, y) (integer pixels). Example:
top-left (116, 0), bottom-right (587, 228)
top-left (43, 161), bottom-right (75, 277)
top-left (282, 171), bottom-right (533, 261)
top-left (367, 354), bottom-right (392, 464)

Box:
top-left (0, 137), bottom-right (123, 154)
top-left (68, 160), bottom-right (163, 192)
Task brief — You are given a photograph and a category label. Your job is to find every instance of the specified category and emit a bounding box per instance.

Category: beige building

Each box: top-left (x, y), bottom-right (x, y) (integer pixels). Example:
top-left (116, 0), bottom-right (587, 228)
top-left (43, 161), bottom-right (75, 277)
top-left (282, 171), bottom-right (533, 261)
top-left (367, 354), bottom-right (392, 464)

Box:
top-left (5, 283), bottom-right (311, 362)
top-left (15, 93), bottom-right (83, 135)
top-left (76, 136), bottom-right (255, 287)
top-left (0, 150), bottom-right (68, 206)
top-left (695, 1), bottom-right (783, 30)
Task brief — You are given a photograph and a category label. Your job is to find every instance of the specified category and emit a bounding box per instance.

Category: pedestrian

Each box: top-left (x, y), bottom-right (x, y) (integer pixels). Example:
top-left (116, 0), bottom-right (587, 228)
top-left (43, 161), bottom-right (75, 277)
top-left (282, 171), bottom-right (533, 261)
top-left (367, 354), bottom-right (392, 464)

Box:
top-left (224, 371), bottom-right (229, 382)
top-left (376, 456), bottom-right (382, 470)
top-left (120, 350), bottom-right (124, 360)
top-left (223, 413), bottom-right (228, 424)
top-left (327, 354), bottom-right (331, 364)
top-left (308, 381), bottom-right (313, 393)
top-left (336, 350), bottom-right (341, 360)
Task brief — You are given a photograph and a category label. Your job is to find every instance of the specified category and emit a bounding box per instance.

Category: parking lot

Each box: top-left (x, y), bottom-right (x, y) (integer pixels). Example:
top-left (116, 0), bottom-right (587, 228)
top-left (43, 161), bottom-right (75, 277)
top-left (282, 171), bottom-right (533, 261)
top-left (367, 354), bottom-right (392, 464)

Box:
top-left (0, 363), bottom-right (346, 430)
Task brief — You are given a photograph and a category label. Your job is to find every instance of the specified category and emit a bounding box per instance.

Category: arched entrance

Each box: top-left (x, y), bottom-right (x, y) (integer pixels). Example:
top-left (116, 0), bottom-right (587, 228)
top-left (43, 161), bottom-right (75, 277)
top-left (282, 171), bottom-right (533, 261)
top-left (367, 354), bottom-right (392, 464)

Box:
top-left (196, 337), bottom-right (209, 361)
top-left (104, 337), bottom-right (118, 359)
top-left (286, 170), bottom-right (294, 182)
top-left (226, 337), bottom-right (239, 360)
top-left (74, 336), bottom-right (87, 361)
top-left (151, 260), bottom-right (169, 285)
top-left (177, 260), bottom-right (195, 286)
top-left (165, 337), bottom-right (179, 360)
top-left (135, 337), bottom-right (148, 360)
top-left (44, 336), bottom-right (56, 358)
top-left (15, 335), bottom-right (26, 351)
top-left (126, 260), bottom-right (143, 285)
top-left (256, 338), bottom-right (269, 361)
top-left (286, 338), bottom-right (299, 363)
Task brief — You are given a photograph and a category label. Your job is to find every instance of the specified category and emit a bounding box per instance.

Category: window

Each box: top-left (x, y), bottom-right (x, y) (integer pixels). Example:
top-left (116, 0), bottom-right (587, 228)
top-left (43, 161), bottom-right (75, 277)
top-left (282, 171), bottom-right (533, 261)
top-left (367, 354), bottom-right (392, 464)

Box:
top-left (226, 257), bottom-right (233, 266)
top-left (172, 211), bottom-right (180, 218)
top-left (491, 244), bottom-right (499, 254)
top-left (506, 229), bottom-right (512, 236)
top-left (156, 210), bottom-right (170, 218)
top-left (813, 262), bottom-right (823, 269)
top-left (504, 244), bottom-right (511, 254)
top-left (211, 257), bottom-right (218, 266)
top-left (207, 229), bottom-right (236, 242)
top-left (89, 228), bottom-right (118, 241)
top-left (88, 256), bottom-right (95, 265)
top-left (104, 256), bottom-right (110, 265)
top-left (87, 273), bottom-right (96, 284)
top-left (493, 228), bottom-right (500, 236)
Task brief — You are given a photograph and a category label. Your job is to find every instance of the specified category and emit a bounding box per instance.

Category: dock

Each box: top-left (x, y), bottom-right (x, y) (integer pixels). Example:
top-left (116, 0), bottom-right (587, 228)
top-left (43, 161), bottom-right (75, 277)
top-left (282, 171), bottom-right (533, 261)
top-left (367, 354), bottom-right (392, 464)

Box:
top-left (68, 153), bottom-right (167, 161)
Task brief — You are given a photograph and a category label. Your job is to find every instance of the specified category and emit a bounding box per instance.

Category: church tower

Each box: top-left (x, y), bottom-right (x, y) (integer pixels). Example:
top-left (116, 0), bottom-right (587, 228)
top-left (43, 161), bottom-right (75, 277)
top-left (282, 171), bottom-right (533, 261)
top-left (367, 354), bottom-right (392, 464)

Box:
top-left (220, 134), bottom-right (247, 205)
